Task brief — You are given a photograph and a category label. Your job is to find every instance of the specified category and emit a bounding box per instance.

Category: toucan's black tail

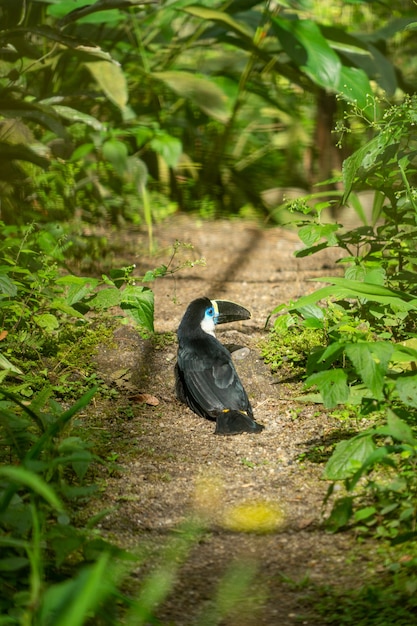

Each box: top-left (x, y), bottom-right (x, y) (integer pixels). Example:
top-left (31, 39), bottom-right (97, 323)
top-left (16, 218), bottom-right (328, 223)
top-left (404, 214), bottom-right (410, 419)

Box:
top-left (214, 409), bottom-right (264, 435)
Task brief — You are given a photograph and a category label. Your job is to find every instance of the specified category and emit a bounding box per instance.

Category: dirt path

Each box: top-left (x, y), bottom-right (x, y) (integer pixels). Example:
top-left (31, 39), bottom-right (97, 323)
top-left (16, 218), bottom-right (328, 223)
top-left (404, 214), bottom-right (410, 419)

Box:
top-left (89, 216), bottom-right (372, 625)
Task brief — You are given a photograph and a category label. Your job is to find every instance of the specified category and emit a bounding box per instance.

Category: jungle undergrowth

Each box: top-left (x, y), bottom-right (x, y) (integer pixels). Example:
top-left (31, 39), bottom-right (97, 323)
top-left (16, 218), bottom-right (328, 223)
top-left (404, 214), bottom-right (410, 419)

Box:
top-left (262, 95), bottom-right (417, 621)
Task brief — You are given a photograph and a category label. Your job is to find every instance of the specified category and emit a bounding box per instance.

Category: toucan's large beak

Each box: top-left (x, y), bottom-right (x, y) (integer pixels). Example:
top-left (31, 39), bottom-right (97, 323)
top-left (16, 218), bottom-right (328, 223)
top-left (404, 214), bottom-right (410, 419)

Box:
top-left (212, 300), bottom-right (251, 325)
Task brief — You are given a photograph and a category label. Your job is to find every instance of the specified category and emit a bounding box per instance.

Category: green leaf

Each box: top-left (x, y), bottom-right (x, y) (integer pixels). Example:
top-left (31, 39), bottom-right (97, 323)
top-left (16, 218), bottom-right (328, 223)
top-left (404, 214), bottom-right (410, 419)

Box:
top-left (337, 65), bottom-right (373, 111)
top-left (39, 553), bottom-right (115, 626)
top-left (297, 303), bottom-right (324, 320)
top-left (0, 273), bottom-right (17, 296)
top-left (320, 25), bottom-right (372, 57)
top-left (84, 60), bottom-right (129, 113)
top-left (395, 376), bottom-right (417, 410)
top-left (51, 105), bottom-right (105, 131)
top-left (182, 5), bottom-right (253, 39)
top-left (88, 287), bottom-right (121, 310)
top-left (298, 223), bottom-right (339, 247)
top-left (306, 341), bottom-right (345, 375)
top-left (34, 313), bottom-right (60, 332)
top-left (354, 506), bottom-right (377, 523)
top-left (345, 342), bottom-right (394, 400)
top-left (120, 286), bottom-right (154, 332)
top-left (342, 128), bottom-right (401, 201)
top-left (272, 17), bottom-right (341, 90)
top-left (323, 433), bottom-right (376, 480)
top-left (65, 280), bottom-right (99, 306)
top-left (0, 142), bottom-right (49, 169)
top-left (304, 369), bottom-right (349, 408)
top-left (304, 277), bottom-right (417, 312)
top-left (150, 132), bottom-right (182, 169)
top-left (102, 139), bottom-right (129, 176)
top-left (380, 410), bottom-right (417, 445)
top-left (50, 300), bottom-right (86, 319)
top-left (50, 0), bottom-right (144, 25)
top-left (26, 387), bottom-right (98, 462)
top-left (153, 71), bottom-right (229, 122)
top-left (0, 353), bottom-right (23, 374)
top-left (326, 496), bottom-right (353, 532)
top-left (0, 466), bottom-right (64, 512)
top-left (0, 556), bottom-right (29, 571)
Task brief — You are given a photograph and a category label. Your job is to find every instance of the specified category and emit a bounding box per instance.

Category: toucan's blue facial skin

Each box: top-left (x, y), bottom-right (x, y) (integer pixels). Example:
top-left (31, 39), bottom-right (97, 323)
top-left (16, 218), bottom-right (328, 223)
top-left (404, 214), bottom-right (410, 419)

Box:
top-left (175, 297), bottom-right (264, 435)
top-left (200, 303), bottom-right (219, 336)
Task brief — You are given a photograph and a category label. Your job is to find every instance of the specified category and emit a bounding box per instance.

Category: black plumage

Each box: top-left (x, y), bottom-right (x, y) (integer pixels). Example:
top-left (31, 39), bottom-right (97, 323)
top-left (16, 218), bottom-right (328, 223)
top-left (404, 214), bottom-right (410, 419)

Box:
top-left (175, 297), bottom-right (264, 435)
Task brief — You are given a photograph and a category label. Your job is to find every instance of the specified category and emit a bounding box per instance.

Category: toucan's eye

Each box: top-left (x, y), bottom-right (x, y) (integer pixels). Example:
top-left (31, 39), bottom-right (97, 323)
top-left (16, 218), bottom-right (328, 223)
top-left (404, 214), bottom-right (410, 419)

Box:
top-left (206, 307), bottom-right (214, 317)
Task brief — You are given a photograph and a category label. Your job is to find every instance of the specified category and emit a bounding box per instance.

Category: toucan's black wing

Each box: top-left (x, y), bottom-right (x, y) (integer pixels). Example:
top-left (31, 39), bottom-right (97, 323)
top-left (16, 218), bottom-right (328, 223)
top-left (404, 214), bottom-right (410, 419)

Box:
top-left (181, 358), bottom-right (252, 417)
top-left (176, 337), bottom-right (251, 416)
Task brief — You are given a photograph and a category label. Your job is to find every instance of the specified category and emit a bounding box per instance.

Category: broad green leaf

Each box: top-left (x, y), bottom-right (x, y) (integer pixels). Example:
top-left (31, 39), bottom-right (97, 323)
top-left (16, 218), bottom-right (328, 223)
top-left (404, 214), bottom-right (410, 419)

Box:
top-left (297, 303), bottom-right (324, 320)
top-left (380, 410), bottom-right (417, 445)
top-left (320, 26), bottom-right (372, 57)
top-left (289, 286), bottom-right (346, 310)
top-left (294, 241), bottom-right (331, 258)
top-left (304, 368), bottom-right (349, 408)
top-left (34, 313), bottom-right (59, 332)
top-left (120, 286), bottom-right (154, 332)
top-left (348, 43), bottom-right (397, 96)
top-left (50, 0), bottom-right (148, 24)
top-left (391, 340), bottom-right (417, 371)
top-left (153, 71), bottom-right (229, 122)
top-left (395, 376), bottom-right (417, 411)
top-left (272, 17), bottom-right (341, 90)
top-left (88, 287), bottom-right (121, 310)
top-left (273, 313), bottom-right (296, 331)
top-left (0, 141), bottom-right (49, 168)
top-left (26, 387), bottom-right (98, 462)
top-left (306, 341), bottom-right (345, 375)
top-left (348, 446), bottom-right (397, 492)
top-left (84, 61), bottom-right (129, 112)
top-left (39, 553), bottom-right (114, 626)
top-left (8, 25), bottom-right (111, 61)
top-left (326, 496), bottom-right (353, 532)
top-left (0, 274), bottom-right (17, 297)
top-left (0, 466), bottom-right (64, 512)
top-left (50, 301), bottom-right (88, 319)
top-left (0, 556), bottom-right (29, 571)
top-left (182, 6), bottom-right (253, 39)
top-left (305, 277), bottom-right (417, 312)
top-left (323, 433), bottom-right (376, 480)
top-left (342, 128), bottom-right (402, 201)
top-left (0, 353), bottom-right (23, 374)
top-left (51, 105), bottom-right (105, 131)
top-left (150, 132), bottom-right (182, 169)
top-left (56, 276), bottom-right (99, 306)
top-left (314, 277), bottom-right (413, 301)
top-left (354, 506), bottom-right (377, 522)
top-left (345, 341), bottom-right (394, 399)
top-left (298, 223), bottom-right (339, 247)
top-left (67, 283), bottom-right (98, 306)
top-left (102, 139), bottom-right (129, 176)
top-left (337, 65), bottom-right (373, 111)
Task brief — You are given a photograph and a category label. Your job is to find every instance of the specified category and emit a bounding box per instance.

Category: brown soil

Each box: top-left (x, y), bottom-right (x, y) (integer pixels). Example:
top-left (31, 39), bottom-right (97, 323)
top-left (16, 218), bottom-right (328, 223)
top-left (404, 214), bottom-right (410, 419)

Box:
top-left (87, 216), bottom-right (374, 625)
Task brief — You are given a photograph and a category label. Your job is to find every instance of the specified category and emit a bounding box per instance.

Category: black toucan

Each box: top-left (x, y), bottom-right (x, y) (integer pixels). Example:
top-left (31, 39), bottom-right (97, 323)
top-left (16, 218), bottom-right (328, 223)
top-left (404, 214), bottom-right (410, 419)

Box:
top-left (175, 297), bottom-right (264, 435)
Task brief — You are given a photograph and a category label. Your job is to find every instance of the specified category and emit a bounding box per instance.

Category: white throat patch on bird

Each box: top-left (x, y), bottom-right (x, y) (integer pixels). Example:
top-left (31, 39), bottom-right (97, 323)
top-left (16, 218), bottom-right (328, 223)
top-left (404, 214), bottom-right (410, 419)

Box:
top-left (200, 301), bottom-right (219, 337)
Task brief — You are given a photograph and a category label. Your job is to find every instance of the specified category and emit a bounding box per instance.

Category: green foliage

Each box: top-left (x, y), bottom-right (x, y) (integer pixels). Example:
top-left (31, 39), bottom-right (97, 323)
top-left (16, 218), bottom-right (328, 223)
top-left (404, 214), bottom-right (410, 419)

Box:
top-left (0, 386), bottom-right (123, 624)
top-left (0, 222), bottom-right (155, 386)
top-left (314, 563), bottom-right (417, 625)
top-left (0, 379), bottom-right (259, 624)
top-left (260, 320), bottom-right (326, 373)
top-left (266, 94), bottom-right (417, 542)
top-left (1, 0), bottom-right (415, 222)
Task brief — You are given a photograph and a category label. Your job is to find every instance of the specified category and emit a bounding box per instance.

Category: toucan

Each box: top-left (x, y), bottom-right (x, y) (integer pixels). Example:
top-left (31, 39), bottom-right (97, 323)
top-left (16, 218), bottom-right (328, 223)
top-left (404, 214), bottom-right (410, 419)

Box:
top-left (175, 297), bottom-right (264, 435)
